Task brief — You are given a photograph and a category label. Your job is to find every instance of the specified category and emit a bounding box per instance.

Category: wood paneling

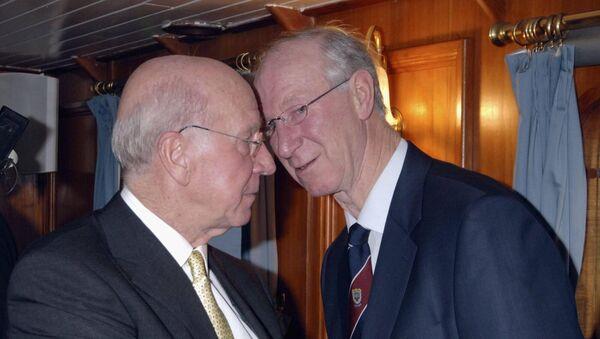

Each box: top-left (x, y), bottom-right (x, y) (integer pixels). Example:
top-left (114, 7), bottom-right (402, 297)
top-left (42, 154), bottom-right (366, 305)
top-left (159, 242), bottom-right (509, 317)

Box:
top-left (56, 106), bottom-right (96, 227)
top-left (476, 0), bottom-right (506, 21)
top-left (0, 173), bottom-right (55, 252)
top-left (267, 5), bottom-right (315, 31)
top-left (388, 39), bottom-right (470, 167)
top-left (274, 166), bottom-right (308, 336)
top-left (575, 84), bottom-right (600, 339)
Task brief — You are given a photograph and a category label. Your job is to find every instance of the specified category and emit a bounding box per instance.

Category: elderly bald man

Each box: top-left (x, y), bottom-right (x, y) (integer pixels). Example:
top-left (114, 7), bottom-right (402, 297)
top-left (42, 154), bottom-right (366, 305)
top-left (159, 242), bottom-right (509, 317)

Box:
top-left (7, 56), bottom-right (283, 339)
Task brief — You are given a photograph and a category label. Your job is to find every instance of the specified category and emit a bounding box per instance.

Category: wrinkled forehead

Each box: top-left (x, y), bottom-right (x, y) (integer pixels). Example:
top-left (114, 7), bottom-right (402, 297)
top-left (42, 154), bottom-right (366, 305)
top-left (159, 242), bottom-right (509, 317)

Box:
top-left (255, 41), bottom-right (329, 112)
top-left (258, 40), bottom-right (327, 83)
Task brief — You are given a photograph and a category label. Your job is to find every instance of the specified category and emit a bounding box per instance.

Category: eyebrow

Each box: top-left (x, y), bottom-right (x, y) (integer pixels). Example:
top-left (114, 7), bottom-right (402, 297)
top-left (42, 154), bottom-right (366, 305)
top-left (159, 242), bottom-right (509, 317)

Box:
top-left (280, 93), bottom-right (306, 110)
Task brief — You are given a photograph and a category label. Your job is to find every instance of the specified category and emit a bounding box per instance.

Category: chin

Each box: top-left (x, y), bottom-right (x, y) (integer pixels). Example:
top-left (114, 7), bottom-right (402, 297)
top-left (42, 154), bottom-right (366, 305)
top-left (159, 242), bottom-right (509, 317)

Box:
top-left (304, 181), bottom-right (338, 197)
top-left (298, 169), bottom-right (341, 197)
top-left (228, 211), bottom-right (252, 227)
top-left (202, 227), bottom-right (230, 243)
top-left (229, 220), bottom-right (250, 228)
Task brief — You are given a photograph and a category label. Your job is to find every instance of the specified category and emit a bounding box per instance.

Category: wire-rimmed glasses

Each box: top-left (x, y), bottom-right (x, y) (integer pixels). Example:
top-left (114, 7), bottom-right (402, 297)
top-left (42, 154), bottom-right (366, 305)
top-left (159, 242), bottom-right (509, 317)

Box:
top-left (264, 78), bottom-right (349, 138)
top-left (178, 125), bottom-right (265, 157)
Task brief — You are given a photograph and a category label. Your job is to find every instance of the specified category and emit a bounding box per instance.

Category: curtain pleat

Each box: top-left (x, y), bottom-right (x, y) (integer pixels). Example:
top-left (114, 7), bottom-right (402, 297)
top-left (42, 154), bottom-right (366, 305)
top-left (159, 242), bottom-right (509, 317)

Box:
top-left (507, 45), bottom-right (587, 275)
top-left (87, 94), bottom-right (120, 210)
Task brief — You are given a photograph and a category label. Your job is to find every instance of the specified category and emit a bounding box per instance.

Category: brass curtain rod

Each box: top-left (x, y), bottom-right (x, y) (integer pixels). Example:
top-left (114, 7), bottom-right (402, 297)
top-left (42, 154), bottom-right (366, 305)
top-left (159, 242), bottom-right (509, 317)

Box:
top-left (90, 53), bottom-right (255, 95)
top-left (90, 79), bottom-right (126, 95)
top-left (489, 9), bottom-right (600, 47)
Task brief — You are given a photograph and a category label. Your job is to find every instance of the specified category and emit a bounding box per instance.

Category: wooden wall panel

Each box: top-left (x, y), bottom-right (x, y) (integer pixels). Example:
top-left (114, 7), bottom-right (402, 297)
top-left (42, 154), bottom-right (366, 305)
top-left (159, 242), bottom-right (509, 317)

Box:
top-left (274, 165), bottom-right (309, 337)
top-left (0, 173), bottom-right (55, 252)
top-left (53, 67), bottom-right (98, 228)
top-left (56, 110), bottom-right (96, 228)
top-left (574, 77), bottom-right (600, 339)
top-left (388, 39), bottom-right (469, 167)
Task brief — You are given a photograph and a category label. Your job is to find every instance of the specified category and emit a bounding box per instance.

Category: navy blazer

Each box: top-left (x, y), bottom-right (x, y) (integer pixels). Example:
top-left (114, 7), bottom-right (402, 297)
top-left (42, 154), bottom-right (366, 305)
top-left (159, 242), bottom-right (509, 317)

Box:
top-left (0, 214), bottom-right (17, 337)
top-left (321, 142), bottom-right (582, 338)
top-left (8, 195), bottom-right (284, 338)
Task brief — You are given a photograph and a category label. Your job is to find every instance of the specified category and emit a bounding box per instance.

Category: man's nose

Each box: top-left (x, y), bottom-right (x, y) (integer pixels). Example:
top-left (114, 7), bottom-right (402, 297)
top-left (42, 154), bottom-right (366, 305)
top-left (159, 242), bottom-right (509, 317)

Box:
top-left (273, 124), bottom-right (301, 160)
top-left (253, 144), bottom-right (276, 176)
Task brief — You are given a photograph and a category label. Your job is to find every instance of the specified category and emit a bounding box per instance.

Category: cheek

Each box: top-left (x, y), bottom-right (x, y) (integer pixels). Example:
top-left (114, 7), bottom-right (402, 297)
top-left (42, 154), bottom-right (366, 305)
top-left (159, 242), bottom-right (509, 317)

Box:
top-left (225, 159), bottom-right (253, 191)
top-left (302, 117), bottom-right (341, 157)
top-left (206, 156), bottom-right (253, 196)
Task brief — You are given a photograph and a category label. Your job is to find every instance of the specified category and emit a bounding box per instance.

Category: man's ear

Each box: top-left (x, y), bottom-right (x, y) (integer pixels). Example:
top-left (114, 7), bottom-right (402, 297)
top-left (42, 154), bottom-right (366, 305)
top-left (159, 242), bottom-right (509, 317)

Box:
top-left (350, 69), bottom-right (375, 121)
top-left (157, 132), bottom-right (190, 185)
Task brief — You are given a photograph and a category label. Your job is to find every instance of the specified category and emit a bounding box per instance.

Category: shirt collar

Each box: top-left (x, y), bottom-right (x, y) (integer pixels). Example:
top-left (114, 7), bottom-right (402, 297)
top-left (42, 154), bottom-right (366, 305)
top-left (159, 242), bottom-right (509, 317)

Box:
top-left (120, 186), bottom-right (200, 268)
top-left (345, 138), bottom-right (408, 234)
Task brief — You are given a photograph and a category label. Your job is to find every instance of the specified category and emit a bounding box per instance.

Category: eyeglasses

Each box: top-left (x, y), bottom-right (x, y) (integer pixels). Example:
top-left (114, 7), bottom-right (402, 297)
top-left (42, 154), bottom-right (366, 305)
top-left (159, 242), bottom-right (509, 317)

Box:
top-left (264, 78), bottom-right (349, 138)
top-left (178, 125), bottom-right (264, 157)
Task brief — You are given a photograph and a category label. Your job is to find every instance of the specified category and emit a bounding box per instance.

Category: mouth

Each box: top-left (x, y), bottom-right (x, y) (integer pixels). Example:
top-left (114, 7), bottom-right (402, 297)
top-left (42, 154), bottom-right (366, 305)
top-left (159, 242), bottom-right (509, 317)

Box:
top-left (295, 157), bottom-right (317, 174)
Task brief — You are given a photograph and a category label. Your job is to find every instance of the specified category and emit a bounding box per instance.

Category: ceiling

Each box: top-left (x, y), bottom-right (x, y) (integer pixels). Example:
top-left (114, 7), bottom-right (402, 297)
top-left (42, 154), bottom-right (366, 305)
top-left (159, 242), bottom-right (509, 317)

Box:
top-left (0, 0), bottom-right (343, 72)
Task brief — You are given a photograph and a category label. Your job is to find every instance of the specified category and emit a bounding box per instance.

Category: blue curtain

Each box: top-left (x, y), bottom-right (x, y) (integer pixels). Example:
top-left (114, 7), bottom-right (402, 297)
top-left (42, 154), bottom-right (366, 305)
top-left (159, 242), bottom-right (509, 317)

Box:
top-left (507, 45), bottom-right (587, 274)
top-left (87, 94), bottom-right (120, 210)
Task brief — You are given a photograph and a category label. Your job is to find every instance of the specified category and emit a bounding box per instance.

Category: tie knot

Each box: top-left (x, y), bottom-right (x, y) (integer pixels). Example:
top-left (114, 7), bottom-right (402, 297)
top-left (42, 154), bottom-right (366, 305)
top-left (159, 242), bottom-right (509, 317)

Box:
top-left (348, 223), bottom-right (370, 246)
top-left (188, 250), bottom-right (208, 282)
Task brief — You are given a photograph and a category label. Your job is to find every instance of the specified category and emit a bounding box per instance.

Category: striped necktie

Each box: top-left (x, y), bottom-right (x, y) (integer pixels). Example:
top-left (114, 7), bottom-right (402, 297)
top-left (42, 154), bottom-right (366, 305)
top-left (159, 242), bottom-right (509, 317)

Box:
top-left (347, 223), bottom-right (373, 339)
top-left (188, 250), bottom-right (234, 339)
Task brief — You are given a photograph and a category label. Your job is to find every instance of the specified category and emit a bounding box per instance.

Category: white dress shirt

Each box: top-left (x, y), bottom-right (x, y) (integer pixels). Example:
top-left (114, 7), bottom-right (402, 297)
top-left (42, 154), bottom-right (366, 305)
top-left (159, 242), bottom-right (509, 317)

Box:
top-left (121, 187), bottom-right (257, 339)
top-left (345, 138), bottom-right (408, 272)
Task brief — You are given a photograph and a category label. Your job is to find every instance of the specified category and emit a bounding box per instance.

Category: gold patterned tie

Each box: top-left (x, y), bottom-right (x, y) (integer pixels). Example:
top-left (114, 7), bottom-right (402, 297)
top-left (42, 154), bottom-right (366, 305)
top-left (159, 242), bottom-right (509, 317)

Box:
top-left (188, 250), bottom-right (234, 339)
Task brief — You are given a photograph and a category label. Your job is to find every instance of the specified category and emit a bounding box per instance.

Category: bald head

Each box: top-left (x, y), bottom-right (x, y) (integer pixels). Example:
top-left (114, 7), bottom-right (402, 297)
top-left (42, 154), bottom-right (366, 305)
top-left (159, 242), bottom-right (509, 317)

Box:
top-left (117, 56), bottom-right (241, 120)
top-left (112, 55), bottom-right (250, 179)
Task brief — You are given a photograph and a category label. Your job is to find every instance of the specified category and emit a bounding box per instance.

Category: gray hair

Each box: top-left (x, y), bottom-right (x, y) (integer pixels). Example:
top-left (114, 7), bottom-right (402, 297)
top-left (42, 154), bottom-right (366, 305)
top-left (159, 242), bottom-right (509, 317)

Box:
top-left (258, 25), bottom-right (386, 115)
top-left (111, 77), bottom-right (207, 178)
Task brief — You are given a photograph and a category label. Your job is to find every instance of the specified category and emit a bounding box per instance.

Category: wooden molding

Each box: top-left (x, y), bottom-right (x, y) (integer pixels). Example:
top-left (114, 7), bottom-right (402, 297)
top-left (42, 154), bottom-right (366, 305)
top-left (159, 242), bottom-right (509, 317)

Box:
top-left (574, 85), bottom-right (600, 337)
top-left (304, 0), bottom-right (388, 17)
top-left (475, 0), bottom-right (505, 21)
top-left (154, 35), bottom-right (191, 55)
top-left (387, 39), bottom-right (471, 168)
top-left (266, 5), bottom-right (315, 31)
top-left (73, 56), bottom-right (107, 81)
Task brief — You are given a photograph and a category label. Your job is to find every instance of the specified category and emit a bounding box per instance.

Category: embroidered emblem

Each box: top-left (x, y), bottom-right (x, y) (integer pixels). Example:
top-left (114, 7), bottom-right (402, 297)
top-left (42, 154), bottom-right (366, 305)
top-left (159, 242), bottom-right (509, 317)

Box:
top-left (352, 288), bottom-right (362, 307)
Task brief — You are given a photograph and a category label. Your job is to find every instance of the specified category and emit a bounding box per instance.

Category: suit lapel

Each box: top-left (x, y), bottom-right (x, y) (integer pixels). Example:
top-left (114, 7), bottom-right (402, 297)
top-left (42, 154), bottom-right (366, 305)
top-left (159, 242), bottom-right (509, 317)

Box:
top-left (207, 247), bottom-right (273, 338)
top-left (96, 196), bottom-right (217, 339)
top-left (321, 230), bottom-right (350, 339)
top-left (361, 142), bottom-right (432, 338)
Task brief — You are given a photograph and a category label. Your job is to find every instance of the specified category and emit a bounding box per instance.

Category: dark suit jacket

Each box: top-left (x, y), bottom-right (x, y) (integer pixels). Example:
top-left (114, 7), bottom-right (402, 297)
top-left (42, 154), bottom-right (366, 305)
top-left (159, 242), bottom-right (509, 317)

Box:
top-left (7, 196), bottom-right (284, 338)
top-left (0, 214), bottom-right (17, 337)
top-left (322, 142), bottom-right (582, 338)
